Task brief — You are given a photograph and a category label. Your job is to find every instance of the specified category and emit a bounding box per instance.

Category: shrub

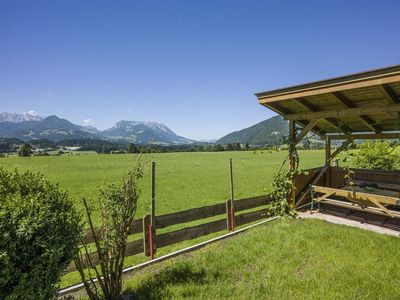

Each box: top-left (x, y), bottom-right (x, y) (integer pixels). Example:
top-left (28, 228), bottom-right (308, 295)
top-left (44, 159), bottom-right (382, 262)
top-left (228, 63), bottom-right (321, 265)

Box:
top-left (354, 141), bottom-right (400, 170)
top-left (0, 168), bottom-right (82, 300)
top-left (75, 160), bottom-right (144, 300)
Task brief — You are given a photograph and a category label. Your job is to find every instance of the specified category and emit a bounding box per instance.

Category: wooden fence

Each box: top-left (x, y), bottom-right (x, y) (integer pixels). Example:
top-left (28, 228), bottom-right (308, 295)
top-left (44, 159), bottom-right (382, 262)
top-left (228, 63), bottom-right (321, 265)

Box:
top-left (65, 195), bottom-right (272, 273)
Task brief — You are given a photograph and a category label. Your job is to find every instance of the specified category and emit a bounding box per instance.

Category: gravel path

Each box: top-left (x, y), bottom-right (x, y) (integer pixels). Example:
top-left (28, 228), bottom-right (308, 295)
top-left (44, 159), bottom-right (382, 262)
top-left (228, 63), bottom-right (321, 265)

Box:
top-left (299, 211), bottom-right (400, 237)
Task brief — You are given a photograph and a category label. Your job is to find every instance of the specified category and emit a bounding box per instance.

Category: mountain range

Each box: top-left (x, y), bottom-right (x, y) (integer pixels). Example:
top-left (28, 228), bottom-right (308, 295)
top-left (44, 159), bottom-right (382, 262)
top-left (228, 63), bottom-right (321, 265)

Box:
top-left (0, 112), bottom-right (290, 145)
top-left (0, 112), bottom-right (193, 144)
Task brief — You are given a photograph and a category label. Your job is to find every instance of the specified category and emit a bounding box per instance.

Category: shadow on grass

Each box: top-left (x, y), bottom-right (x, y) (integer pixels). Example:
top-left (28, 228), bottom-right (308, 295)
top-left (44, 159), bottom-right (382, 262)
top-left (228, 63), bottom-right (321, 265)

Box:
top-left (125, 262), bottom-right (207, 300)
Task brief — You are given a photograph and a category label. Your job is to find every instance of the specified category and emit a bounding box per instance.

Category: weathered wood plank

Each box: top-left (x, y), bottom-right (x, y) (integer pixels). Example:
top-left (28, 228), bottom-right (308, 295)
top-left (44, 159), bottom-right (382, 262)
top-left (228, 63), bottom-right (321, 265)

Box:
top-left (235, 209), bottom-right (268, 227)
top-left (235, 195), bottom-right (271, 211)
top-left (82, 219), bottom-right (143, 244)
top-left (331, 92), bottom-right (380, 132)
top-left (156, 196), bottom-right (270, 229)
top-left (65, 238), bottom-right (144, 273)
top-left (313, 185), bottom-right (400, 206)
top-left (295, 165), bottom-right (329, 207)
top-left (156, 203), bottom-right (226, 228)
top-left (294, 168), bottom-right (321, 198)
top-left (257, 73), bottom-right (400, 103)
top-left (156, 219), bottom-right (227, 248)
top-left (352, 180), bottom-right (400, 192)
top-left (285, 104), bottom-right (400, 121)
top-left (319, 198), bottom-right (400, 218)
top-left (323, 133), bottom-right (400, 140)
top-left (82, 196), bottom-right (270, 245)
top-left (295, 119), bottom-right (321, 143)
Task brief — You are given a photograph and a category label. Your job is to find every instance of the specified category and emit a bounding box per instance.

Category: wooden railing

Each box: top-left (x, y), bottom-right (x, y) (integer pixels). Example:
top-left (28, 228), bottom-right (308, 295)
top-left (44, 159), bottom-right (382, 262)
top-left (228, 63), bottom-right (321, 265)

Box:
top-left (65, 195), bottom-right (272, 273)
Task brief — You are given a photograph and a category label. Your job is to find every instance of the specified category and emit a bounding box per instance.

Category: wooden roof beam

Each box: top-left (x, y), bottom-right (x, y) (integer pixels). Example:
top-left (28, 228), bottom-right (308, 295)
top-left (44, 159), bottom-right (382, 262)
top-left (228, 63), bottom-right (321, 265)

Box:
top-left (322, 133), bottom-right (400, 140)
top-left (294, 98), bottom-right (345, 132)
top-left (257, 73), bottom-right (400, 103)
top-left (267, 102), bottom-right (325, 135)
top-left (284, 103), bottom-right (400, 121)
top-left (377, 84), bottom-right (400, 104)
top-left (295, 119), bottom-right (321, 143)
top-left (331, 92), bottom-right (381, 133)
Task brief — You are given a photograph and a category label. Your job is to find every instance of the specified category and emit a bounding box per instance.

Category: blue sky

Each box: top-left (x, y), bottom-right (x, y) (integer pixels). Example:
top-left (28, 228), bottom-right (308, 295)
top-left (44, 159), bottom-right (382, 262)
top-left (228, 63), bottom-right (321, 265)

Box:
top-left (1, 0), bottom-right (400, 140)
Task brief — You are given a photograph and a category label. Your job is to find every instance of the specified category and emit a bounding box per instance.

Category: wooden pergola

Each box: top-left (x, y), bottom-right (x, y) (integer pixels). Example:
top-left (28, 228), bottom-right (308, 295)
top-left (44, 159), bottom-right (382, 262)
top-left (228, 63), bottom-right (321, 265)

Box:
top-left (255, 65), bottom-right (400, 220)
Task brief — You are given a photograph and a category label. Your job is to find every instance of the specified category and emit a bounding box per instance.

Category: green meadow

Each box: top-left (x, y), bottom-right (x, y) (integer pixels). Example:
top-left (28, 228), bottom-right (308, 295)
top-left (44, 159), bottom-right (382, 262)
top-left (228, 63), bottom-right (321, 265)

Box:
top-left (0, 150), bottom-right (324, 223)
top-left (3, 149), bottom-right (400, 298)
top-left (1, 150), bottom-right (327, 289)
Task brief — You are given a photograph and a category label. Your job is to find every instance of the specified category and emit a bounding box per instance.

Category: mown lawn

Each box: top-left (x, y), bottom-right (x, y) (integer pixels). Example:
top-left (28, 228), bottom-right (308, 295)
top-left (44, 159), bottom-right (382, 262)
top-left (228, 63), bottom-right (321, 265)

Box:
top-left (119, 218), bottom-right (400, 300)
top-left (0, 150), bottom-right (324, 224)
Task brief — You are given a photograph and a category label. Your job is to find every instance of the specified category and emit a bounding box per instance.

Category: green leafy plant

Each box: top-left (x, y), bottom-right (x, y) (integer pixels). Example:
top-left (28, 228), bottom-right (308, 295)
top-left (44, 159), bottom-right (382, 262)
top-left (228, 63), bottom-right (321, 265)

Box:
top-left (340, 151), bottom-right (355, 188)
top-left (0, 168), bottom-right (81, 300)
top-left (354, 140), bottom-right (400, 170)
top-left (74, 160), bottom-right (144, 300)
top-left (266, 169), bottom-right (301, 217)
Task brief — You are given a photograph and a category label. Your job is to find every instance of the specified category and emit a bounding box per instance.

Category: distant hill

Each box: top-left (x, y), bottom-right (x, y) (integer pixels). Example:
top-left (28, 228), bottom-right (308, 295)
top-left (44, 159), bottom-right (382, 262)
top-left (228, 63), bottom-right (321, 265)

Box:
top-left (216, 115), bottom-right (288, 145)
top-left (0, 112), bottom-right (195, 144)
top-left (101, 120), bottom-right (194, 144)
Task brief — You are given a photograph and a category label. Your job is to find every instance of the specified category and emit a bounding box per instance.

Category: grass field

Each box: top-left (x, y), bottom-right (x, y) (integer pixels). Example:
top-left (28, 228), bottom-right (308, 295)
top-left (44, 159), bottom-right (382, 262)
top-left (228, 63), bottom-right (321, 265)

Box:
top-left (1, 149), bottom-right (327, 288)
top-left (120, 218), bottom-right (400, 300)
top-left (3, 149), bottom-right (400, 297)
top-left (0, 150), bottom-right (325, 223)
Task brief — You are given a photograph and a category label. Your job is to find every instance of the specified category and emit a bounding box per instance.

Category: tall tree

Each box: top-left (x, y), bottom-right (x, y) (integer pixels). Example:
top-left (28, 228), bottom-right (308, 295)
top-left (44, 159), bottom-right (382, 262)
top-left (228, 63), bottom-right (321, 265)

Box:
top-left (18, 143), bottom-right (32, 157)
top-left (127, 143), bottom-right (139, 153)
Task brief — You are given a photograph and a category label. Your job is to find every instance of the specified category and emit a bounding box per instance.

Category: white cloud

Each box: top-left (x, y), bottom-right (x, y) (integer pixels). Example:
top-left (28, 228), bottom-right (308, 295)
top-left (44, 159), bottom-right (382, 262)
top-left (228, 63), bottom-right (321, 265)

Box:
top-left (83, 118), bottom-right (95, 126)
top-left (47, 91), bottom-right (54, 96)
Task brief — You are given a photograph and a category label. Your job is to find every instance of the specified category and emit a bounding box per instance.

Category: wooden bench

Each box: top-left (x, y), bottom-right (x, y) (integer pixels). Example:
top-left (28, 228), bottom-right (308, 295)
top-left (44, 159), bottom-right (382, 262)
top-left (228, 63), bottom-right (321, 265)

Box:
top-left (311, 185), bottom-right (400, 218)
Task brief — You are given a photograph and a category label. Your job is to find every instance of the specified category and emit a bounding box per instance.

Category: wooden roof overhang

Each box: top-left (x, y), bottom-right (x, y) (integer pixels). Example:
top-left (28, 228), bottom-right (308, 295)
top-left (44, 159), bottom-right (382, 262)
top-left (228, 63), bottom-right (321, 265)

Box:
top-left (255, 65), bottom-right (400, 139)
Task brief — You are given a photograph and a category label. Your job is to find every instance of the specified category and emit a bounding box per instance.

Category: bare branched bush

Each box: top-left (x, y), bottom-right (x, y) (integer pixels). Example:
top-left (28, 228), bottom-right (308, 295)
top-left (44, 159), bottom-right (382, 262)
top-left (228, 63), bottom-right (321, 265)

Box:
top-left (74, 159), bottom-right (144, 300)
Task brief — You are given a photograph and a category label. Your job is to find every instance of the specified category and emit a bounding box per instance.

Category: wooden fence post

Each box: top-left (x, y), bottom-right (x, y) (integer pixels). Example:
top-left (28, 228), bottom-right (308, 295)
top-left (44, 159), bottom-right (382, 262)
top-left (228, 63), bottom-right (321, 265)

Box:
top-left (151, 161), bottom-right (156, 257)
top-left (143, 214), bottom-right (151, 257)
top-left (149, 161), bottom-right (157, 259)
top-left (226, 199), bottom-right (232, 230)
top-left (228, 158), bottom-right (235, 231)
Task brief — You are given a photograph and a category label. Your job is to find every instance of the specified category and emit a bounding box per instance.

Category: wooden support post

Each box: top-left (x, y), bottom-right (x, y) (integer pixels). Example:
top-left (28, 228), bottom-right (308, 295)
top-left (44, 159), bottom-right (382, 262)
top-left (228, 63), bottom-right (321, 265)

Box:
top-left (288, 120), bottom-right (296, 171)
top-left (325, 136), bottom-right (331, 166)
top-left (325, 136), bottom-right (331, 187)
top-left (150, 161), bottom-right (156, 257)
top-left (288, 120), bottom-right (297, 207)
top-left (328, 138), bottom-right (352, 164)
top-left (295, 119), bottom-right (320, 143)
top-left (229, 158), bottom-right (235, 230)
top-left (143, 214), bottom-right (152, 257)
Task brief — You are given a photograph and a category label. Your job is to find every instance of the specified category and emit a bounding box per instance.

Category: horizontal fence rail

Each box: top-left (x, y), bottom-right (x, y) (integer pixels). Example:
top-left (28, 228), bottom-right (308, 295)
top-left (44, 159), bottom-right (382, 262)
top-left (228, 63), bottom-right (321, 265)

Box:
top-left (66, 195), bottom-right (272, 273)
